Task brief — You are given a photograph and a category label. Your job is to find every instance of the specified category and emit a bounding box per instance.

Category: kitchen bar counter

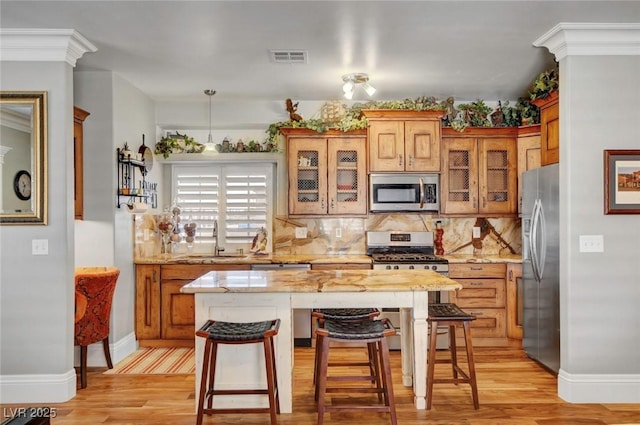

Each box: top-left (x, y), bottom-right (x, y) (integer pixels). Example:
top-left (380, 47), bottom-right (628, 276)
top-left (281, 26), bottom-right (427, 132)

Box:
top-left (181, 269), bottom-right (462, 412)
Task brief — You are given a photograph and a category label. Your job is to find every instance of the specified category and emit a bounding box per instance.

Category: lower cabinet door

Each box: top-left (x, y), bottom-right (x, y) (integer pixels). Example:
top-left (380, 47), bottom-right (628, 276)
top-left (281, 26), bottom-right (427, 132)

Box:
top-left (161, 279), bottom-right (196, 339)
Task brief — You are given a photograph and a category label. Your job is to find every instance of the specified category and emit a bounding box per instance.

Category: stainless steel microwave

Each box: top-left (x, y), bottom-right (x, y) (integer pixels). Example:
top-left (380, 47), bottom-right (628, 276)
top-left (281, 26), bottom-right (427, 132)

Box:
top-left (369, 173), bottom-right (440, 212)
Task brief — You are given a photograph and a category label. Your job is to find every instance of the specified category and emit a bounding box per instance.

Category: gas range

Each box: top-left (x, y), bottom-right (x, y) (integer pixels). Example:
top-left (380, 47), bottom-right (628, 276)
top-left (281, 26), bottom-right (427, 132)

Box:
top-left (366, 231), bottom-right (450, 350)
top-left (367, 231), bottom-right (449, 274)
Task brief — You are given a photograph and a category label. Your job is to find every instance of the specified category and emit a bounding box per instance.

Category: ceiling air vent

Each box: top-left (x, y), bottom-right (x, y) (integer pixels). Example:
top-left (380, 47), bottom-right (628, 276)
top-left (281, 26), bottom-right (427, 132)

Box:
top-left (270, 50), bottom-right (308, 64)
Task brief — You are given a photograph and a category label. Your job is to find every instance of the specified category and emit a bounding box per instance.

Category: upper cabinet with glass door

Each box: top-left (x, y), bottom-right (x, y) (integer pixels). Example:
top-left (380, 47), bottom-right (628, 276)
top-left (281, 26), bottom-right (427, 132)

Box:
top-left (441, 127), bottom-right (518, 216)
top-left (283, 128), bottom-right (367, 217)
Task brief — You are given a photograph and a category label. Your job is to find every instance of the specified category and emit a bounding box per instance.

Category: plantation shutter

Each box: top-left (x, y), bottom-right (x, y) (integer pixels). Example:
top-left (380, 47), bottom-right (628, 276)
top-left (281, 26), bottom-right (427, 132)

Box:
top-left (172, 163), bottom-right (273, 249)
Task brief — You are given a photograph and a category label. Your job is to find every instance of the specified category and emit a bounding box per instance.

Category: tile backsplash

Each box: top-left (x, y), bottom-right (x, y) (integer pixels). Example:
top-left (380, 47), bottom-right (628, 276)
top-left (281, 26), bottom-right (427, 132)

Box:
top-left (273, 214), bottom-right (521, 256)
top-left (134, 213), bottom-right (521, 258)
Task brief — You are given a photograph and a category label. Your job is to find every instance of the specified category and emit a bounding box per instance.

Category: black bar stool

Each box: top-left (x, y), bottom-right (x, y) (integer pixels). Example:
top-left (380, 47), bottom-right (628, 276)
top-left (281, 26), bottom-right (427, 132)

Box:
top-left (315, 317), bottom-right (397, 425)
top-left (312, 308), bottom-right (381, 395)
top-left (195, 319), bottom-right (281, 425)
top-left (426, 303), bottom-right (479, 410)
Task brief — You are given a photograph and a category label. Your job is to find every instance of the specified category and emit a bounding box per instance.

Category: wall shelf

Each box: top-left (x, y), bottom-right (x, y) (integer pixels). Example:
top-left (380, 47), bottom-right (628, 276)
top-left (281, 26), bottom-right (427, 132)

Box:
top-left (116, 148), bottom-right (157, 208)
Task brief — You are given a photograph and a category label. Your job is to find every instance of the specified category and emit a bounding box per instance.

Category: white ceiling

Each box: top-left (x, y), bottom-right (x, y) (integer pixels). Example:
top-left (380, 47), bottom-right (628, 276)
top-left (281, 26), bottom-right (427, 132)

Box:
top-left (2, 1), bottom-right (639, 103)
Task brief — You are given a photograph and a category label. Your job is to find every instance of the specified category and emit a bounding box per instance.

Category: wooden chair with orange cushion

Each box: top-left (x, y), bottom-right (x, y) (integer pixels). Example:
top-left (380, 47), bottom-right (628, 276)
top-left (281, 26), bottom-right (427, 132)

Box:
top-left (74, 267), bottom-right (120, 389)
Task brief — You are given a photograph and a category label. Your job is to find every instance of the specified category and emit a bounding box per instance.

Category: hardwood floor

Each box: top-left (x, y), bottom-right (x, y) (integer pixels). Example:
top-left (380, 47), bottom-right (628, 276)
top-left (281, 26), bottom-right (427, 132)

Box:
top-left (2, 347), bottom-right (639, 424)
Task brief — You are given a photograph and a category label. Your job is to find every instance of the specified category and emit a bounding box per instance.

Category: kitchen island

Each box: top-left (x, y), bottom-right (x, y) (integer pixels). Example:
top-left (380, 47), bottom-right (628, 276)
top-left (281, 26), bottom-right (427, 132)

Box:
top-left (181, 268), bottom-right (462, 412)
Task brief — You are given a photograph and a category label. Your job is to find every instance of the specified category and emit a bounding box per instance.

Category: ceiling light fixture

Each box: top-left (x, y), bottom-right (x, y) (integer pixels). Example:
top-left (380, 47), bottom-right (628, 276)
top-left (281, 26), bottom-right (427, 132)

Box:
top-left (342, 73), bottom-right (376, 99)
top-left (204, 89), bottom-right (216, 146)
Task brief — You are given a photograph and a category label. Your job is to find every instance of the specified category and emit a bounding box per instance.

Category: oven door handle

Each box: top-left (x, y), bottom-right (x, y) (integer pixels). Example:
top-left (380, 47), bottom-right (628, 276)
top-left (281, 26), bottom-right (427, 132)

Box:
top-left (419, 177), bottom-right (425, 209)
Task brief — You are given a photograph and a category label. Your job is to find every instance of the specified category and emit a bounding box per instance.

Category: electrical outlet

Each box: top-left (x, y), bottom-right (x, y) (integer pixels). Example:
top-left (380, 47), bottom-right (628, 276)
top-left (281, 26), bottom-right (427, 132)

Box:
top-left (472, 226), bottom-right (481, 238)
top-left (295, 227), bottom-right (307, 239)
top-left (335, 228), bottom-right (342, 238)
top-left (32, 239), bottom-right (49, 255)
top-left (579, 235), bottom-right (604, 253)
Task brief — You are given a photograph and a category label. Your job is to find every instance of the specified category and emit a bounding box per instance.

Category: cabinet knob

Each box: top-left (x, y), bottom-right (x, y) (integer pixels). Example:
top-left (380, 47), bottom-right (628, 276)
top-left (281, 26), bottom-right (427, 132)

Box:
top-left (399, 154), bottom-right (403, 167)
top-left (408, 154), bottom-right (413, 167)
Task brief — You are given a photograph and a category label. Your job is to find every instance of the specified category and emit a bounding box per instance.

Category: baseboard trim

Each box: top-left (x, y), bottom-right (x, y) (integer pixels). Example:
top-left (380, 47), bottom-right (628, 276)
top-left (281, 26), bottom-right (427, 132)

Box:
top-left (558, 369), bottom-right (640, 403)
top-left (0, 369), bottom-right (76, 403)
top-left (0, 333), bottom-right (139, 403)
top-left (75, 332), bottom-right (138, 367)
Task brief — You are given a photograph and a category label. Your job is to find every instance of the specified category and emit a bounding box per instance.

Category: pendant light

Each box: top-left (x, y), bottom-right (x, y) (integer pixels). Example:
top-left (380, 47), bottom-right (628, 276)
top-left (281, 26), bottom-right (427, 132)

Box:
top-left (204, 89), bottom-right (216, 147)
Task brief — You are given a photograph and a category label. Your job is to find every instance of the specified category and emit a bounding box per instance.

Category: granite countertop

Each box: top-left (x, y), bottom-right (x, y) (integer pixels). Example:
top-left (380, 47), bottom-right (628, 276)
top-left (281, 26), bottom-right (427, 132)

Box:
top-left (443, 254), bottom-right (522, 264)
top-left (180, 269), bottom-right (462, 294)
top-left (135, 253), bottom-right (374, 265)
top-left (136, 253), bottom-right (521, 265)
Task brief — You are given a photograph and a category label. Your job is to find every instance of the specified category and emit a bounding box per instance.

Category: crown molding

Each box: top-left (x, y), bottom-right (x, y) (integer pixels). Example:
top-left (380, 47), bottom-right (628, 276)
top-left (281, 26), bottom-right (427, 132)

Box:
top-left (0, 29), bottom-right (97, 66)
top-left (533, 23), bottom-right (640, 60)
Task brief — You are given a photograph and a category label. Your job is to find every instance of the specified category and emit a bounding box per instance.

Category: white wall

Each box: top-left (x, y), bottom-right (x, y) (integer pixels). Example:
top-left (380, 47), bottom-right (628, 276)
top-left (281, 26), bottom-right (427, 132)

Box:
top-left (73, 70), bottom-right (157, 365)
top-left (0, 61), bottom-right (77, 402)
top-left (558, 54), bottom-right (640, 401)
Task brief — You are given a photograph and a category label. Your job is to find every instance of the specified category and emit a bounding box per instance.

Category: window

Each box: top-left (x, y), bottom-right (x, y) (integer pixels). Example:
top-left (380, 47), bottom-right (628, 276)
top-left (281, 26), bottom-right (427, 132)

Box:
top-left (172, 163), bottom-right (274, 252)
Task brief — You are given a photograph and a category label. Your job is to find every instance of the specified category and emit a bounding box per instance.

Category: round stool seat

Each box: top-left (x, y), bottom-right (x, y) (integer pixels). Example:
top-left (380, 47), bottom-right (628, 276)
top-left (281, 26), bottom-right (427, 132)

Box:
top-left (322, 318), bottom-right (395, 340)
top-left (201, 320), bottom-right (278, 341)
top-left (428, 303), bottom-right (476, 321)
top-left (313, 308), bottom-right (380, 321)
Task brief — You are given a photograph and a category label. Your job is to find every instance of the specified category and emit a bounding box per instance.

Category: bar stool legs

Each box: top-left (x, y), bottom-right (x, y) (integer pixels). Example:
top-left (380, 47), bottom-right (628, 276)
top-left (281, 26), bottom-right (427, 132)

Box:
top-left (426, 303), bottom-right (479, 410)
top-left (315, 318), bottom-right (397, 425)
top-left (312, 308), bottom-right (381, 399)
top-left (196, 319), bottom-right (280, 425)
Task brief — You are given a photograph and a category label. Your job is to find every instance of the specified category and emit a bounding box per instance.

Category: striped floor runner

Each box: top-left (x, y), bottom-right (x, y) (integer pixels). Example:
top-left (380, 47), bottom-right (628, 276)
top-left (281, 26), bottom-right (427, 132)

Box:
top-left (104, 347), bottom-right (195, 375)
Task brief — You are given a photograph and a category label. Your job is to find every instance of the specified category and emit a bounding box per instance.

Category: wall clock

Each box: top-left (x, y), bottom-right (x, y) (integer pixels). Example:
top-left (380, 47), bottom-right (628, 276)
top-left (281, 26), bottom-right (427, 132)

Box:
top-left (14, 170), bottom-right (32, 200)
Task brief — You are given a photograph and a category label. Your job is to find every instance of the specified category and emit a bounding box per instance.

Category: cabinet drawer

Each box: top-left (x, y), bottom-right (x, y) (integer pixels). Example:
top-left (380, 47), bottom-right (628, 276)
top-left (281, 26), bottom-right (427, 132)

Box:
top-left (462, 308), bottom-right (506, 339)
top-left (161, 264), bottom-right (250, 280)
top-left (449, 278), bottom-right (505, 308)
top-left (449, 263), bottom-right (506, 278)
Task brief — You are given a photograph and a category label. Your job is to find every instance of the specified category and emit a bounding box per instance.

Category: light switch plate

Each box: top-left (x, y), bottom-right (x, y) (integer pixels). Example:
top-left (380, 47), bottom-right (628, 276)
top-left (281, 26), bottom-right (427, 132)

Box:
top-left (295, 227), bottom-right (307, 239)
top-left (579, 235), bottom-right (604, 253)
top-left (32, 239), bottom-right (49, 255)
top-left (472, 226), bottom-right (481, 238)
top-left (335, 228), bottom-right (342, 238)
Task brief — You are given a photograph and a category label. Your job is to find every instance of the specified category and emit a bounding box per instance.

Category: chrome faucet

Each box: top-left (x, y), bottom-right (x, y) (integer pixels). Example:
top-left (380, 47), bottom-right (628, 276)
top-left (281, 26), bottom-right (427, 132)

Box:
top-left (212, 219), bottom-right (224, 256)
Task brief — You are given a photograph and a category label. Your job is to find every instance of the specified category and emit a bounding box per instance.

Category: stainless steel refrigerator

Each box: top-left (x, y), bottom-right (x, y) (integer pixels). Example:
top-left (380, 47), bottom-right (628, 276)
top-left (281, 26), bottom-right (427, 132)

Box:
top-left (521, 163), bottom-right (560, 374)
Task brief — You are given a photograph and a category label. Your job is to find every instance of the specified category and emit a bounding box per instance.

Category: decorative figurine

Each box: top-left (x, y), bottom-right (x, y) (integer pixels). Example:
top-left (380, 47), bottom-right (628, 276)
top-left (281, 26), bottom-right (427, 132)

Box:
top-left (250, 227), bottom-right (268, 254)
top-left (285, 98), bottom-right (303, 122)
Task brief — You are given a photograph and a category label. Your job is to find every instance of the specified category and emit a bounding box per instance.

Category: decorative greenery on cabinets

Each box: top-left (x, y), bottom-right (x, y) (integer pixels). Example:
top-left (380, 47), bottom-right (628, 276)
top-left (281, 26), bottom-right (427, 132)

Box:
top-left (529, 67), bottom-right (559, 101)
top-left (154, 132), bottom-right (205, 158)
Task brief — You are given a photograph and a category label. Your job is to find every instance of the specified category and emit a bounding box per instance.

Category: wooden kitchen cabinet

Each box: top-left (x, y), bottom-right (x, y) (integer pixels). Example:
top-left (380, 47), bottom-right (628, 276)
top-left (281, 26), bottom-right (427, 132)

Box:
top-left (135, 263), bottom-right (250, 346)
top-left (135, 265), bottom-right (161, 340)
top-left (517, 125), bottom-right (541, 215)
top-left (283, 128), bottom-right (367, 216)
top-left (448, 263), bottom-right (508, 346)
top-left (506, 263), bottom-right (523, 342)
top-left (74, 106), bottom-right (90, 220)
top-left (532, 91), bottom-right (559, 166)
top-left (362, 109), bottom-right (443, 172)
top-left (441, 127), bottom-right (518, 216)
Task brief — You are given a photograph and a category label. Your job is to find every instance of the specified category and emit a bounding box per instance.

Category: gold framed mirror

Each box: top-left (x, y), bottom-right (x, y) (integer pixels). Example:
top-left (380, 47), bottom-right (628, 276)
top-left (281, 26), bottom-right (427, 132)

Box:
top-left (0, 91), bottom-right (47, 225)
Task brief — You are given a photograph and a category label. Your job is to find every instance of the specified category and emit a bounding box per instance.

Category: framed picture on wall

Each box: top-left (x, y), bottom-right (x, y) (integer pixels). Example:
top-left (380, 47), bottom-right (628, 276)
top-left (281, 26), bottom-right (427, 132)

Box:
top-left (604, 150), bottom-right (640, 214)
